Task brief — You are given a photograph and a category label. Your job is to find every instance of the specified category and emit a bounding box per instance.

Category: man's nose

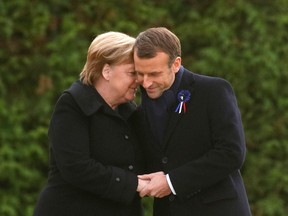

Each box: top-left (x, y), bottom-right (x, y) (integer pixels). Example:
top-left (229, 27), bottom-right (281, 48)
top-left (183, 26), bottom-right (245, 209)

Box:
top-left (142, 75), bottom-right (152, 88)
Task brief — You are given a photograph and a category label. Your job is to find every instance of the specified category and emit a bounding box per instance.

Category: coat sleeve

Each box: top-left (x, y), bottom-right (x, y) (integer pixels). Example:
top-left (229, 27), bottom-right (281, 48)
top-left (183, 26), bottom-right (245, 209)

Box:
top-left (168, 78), bottom-right (246, 199)
top-left (48, 93), bottom-right (138, 204)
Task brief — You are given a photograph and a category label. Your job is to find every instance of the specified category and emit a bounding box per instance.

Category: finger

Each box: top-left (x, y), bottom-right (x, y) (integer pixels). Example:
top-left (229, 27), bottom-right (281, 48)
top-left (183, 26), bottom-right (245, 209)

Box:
top-left (139, 187), bottom-right (150, 197)
top-left (138, 174), bottom-right (152, 180)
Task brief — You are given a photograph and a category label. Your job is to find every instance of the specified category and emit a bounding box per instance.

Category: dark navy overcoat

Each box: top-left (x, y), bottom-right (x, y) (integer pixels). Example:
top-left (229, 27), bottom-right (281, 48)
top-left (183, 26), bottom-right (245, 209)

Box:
top-left (137, 68), bottom-right (252, 216)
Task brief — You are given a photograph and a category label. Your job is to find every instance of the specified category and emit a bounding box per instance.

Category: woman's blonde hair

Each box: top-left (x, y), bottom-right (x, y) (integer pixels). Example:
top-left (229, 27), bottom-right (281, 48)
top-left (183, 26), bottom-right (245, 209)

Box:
top-left (80, 32), bottom-right (135, 85)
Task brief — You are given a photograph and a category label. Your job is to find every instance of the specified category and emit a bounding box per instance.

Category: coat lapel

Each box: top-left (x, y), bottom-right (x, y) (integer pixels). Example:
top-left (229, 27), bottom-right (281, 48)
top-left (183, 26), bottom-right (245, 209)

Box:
top-left (162, 70), bottom-right (196, 149)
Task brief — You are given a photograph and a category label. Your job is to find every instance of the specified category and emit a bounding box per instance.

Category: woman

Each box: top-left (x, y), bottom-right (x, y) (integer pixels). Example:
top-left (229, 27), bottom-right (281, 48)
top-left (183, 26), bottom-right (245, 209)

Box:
top-left (34, 32), bottom-right (146, 216)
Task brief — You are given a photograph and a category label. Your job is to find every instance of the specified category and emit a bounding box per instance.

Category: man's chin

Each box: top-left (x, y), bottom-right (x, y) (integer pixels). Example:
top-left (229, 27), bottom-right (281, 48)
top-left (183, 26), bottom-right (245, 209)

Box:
top-left (147, 92), bottom-right (161, 99)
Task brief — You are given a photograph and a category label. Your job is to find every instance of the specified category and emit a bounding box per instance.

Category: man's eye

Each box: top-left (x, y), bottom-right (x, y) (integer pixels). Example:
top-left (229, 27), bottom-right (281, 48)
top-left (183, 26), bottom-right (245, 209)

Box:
top-left (150, 73), bottom-right (159, 77)
top-left (129, 72), bottom-right (137, 76)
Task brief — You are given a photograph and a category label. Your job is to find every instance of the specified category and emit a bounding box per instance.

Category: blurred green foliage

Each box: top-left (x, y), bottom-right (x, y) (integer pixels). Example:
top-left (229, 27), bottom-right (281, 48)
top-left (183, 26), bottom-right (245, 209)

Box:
top-left (1, 0), bottom-right (288, 215)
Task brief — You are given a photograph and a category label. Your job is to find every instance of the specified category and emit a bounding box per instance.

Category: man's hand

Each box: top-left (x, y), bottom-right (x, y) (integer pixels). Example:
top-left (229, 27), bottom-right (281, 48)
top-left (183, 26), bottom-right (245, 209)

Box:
top-left (137, 171), bottom-right (171, 198)
top-left (137, 178), bottom-right (150, 192)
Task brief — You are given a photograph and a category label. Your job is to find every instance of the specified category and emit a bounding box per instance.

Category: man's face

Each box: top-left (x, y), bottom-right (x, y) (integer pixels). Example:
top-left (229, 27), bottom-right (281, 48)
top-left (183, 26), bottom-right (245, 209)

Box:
top-left (134, 51), bottom-right (181, 99)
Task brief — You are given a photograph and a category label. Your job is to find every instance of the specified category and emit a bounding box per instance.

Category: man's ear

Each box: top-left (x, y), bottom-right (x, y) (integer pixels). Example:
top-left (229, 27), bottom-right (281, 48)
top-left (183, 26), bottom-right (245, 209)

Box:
top-left (102, 64), bottom-right (110, 80)
top-left (172, 57), bottom-right (182, 73)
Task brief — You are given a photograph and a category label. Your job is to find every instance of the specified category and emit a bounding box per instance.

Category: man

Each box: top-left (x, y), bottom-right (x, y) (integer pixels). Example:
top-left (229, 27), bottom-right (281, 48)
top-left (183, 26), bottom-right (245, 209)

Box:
top-left (134, 27), bottom-right (252, 216)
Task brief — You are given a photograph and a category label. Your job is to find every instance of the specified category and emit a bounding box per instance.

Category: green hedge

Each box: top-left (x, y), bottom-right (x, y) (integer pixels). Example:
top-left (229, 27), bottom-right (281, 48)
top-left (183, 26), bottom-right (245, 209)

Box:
top-left (1, 0), bottom-right (287, 215)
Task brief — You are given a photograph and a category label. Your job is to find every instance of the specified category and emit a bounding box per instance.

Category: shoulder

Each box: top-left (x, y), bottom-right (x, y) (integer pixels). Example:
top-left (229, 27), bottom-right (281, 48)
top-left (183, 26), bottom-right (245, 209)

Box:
top-left (193, 72), bottom-right (230, 87)
top-left (181, 68), bottom-right (236, 103)
top-left (54, 91), bottom-right (78, 110)
top-left (184, 68), bottom-right (233, 91)
top-left (50, 91), bottom-right (83, 122)
top-left (63, 80), bottom-right (103, 115)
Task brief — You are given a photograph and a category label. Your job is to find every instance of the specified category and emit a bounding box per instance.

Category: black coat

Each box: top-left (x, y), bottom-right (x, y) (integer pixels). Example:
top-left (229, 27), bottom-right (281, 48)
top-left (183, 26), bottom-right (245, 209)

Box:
top-left (137, 68), bottom-right (252, 216)
top-left (34, 80), bottom-right (144, 216)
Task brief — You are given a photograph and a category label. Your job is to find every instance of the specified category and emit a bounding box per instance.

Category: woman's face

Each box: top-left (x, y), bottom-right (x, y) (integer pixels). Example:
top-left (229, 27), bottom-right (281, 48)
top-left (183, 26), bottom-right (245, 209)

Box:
top-left (108, 62), bottom-right (138, 106)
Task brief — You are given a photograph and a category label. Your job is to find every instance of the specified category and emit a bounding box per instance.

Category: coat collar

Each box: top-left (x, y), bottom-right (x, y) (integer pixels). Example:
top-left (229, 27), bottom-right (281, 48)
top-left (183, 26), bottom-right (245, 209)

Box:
top-left (64, 80), bottom-right (136, 119)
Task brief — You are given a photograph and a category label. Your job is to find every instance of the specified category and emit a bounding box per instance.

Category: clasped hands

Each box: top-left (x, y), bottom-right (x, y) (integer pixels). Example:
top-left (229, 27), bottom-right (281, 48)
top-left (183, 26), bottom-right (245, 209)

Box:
top-left (136, 171), bottom-right (171, 198)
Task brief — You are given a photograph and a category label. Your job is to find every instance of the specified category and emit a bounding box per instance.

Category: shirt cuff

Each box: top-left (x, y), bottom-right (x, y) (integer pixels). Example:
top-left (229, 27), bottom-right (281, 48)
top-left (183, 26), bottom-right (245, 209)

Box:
top-left (166, 174), bottom-right (176, 195)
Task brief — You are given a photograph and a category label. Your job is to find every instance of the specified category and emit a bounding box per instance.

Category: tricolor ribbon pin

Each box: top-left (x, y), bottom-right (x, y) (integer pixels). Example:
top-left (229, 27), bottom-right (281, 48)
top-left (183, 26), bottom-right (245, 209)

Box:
top-left (175, 90), bottom-right (191, 114)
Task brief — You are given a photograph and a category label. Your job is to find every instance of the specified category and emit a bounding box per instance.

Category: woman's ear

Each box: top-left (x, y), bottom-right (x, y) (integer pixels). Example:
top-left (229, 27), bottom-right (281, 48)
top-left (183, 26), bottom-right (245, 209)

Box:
top-left (102, 64), bottom-right (110, 80)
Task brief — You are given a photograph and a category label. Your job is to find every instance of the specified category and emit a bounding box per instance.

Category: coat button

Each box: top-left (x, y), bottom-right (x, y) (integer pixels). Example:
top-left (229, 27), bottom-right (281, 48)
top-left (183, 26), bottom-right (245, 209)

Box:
top-left (128, 165), bottom-right (134, 170)
top-left (124, 135), bottom-right (129, 140)
top-left (169, 195), bottom-right (175, 201)
top-left (162, 157), bottom-right (168, 164)
top-left (115, 177), bottom-right (121, 182)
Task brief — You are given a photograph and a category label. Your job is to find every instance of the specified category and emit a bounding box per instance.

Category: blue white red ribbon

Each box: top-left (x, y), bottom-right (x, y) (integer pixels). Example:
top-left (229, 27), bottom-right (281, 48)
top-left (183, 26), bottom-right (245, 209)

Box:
top-left (175, 90), bottom-right (191, 114)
